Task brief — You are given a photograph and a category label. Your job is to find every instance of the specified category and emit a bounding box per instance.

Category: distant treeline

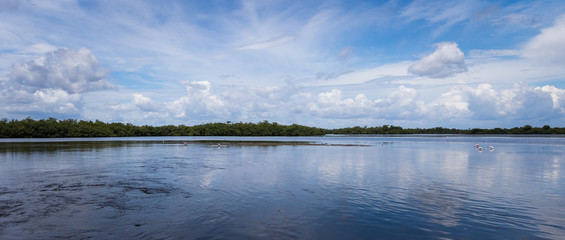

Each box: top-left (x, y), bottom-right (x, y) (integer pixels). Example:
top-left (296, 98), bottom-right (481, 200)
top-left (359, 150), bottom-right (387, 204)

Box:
top-left (0, 118), bottom-right (325, 138)
top-left (326, 125), bottom-right (565, 134)
top-left (0, 118), bottom-right (564, 138)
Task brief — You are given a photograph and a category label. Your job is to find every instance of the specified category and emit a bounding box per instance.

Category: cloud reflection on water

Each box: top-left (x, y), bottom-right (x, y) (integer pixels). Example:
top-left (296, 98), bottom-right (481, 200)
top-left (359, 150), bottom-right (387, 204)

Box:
top-left (1, 137), bottom-right (564, 239)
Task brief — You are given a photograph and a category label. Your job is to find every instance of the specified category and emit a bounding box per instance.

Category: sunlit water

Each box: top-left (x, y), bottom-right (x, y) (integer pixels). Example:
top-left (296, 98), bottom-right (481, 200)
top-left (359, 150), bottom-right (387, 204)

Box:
top-left (1, 135), bottom-right (564, 239)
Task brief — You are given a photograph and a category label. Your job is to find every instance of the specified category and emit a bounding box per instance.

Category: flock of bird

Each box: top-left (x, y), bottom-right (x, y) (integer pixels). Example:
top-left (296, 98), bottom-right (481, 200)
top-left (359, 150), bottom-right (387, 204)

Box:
top-left (474, 144), bottom-right (494, 152)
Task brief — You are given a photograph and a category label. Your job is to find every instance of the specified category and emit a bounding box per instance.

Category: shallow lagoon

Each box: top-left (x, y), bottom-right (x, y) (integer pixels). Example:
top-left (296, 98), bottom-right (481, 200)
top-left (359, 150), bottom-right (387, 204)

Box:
top-left (1, 135), bottom-right (564, 239)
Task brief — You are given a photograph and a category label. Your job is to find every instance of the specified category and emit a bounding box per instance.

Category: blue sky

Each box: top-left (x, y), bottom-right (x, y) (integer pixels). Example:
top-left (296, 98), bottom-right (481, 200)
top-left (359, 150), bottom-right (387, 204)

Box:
top-left (1, 0), bottom-right (565, 129)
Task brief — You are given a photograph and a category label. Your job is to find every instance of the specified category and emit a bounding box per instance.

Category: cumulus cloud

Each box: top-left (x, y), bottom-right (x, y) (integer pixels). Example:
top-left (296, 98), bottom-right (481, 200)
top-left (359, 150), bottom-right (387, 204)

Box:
top-left (498, 84), bottom-right (557, 119)
top-left (109, 93), bottom-right (160, 113)
top-left (33, 89), bottom-right (81, 113)
top-left (307, 89), bottom-right (376, 118)
top-left (168, 81), bottom-right (228, 119)
top-left (463, 84), bottom-right (501, 119)
top-left (305, 84), bottom-right (565, 123)
top-left (408, 42), bottom-right (467, 78)
top-left (218, 82), bottom-right (311, 120)
top-left (428, 84), bottom-right (563, 121)
top-left (105, 81), bottom-right (313, 123)
top-left (0, 88), bottom-right (81, 115)
top-left (306, 86), bottom-right (425, 119)
top-left (537, 85), bottom-right (565, 110)
top-left (523, 14), bottom-right (565, 64)
top-left (132, 93), bottom-right (159, 112)
top-left (9, 47), bottom-right (114, 94)
top-left (101, 80), bottom-right (565, 128)
top-left (375, 86), bottom-right (425, 119)
top-left (427, 89), bottom-right (471, 120)
top-left (1, 47), bottom-right (113, 117)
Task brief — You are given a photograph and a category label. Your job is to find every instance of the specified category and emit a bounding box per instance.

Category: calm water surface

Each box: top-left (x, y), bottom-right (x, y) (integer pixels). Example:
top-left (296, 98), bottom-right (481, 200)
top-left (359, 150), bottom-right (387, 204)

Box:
top-left (1, 135), bottom-right (564, 239)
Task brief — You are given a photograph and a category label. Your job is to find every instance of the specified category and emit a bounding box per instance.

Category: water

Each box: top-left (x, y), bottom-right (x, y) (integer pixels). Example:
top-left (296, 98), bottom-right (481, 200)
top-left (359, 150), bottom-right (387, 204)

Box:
top-left (1, 135), bottom-right (564, 239)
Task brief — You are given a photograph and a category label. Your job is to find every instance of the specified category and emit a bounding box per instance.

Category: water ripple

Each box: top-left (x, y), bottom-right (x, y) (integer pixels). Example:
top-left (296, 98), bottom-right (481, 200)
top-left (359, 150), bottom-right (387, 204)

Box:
top-left (1, 137), bottom-right (564, 239)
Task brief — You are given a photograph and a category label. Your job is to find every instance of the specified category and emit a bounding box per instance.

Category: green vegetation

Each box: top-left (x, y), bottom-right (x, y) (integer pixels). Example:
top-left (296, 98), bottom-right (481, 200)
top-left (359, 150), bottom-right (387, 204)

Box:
top-left (326, 124), bottom-right (565, 134)
top-left (1, 118), bottom-right (564, 138)
top-left (0, 118), bottom-right (325, 138)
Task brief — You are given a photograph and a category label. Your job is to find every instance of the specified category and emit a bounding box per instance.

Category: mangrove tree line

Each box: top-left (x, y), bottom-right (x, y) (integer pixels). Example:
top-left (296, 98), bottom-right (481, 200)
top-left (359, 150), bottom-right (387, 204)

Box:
top-left (1, 118), bottom-right (564, 138)
top-left (0, 118), bottom-right (325, 138)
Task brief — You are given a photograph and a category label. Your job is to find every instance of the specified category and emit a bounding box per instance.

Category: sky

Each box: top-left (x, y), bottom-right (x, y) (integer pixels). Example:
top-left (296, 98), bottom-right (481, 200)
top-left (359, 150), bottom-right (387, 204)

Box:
top-left (1, 0), bottom-right (565, 129)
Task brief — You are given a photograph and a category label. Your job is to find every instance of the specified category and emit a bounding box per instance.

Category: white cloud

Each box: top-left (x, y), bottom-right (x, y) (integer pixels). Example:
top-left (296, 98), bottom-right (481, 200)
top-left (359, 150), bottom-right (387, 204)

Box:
top-left (2, 1), bottom-right (564, 128)
top-left (132, 93), bottom-right (159, 112)
top-left (9, 47), bottom-right (114, 94)
top-left (401, 0), bottom-right (473, 24)
top-left (537, 85), bottom-right (565, 110)
top-left (33, 88), bottom-right (81, 114)
top-left (306, 89), bottom-right (376, 118)
top-left (491, 1), bottom-right (565, 29)
top-left (109, 93), bottom-right (160, 113)
top-left (103, 81), bottom-right (313, 124)
top-left (494, 13), bottom-right (540, 28)
top-left (236, 35), bottom-right (295, 50)
top-left (403, 56), bottom-right (565, 88)
top-left (219, 82), bottom-right (311, 121)
top-left (467, 49), bottom-right (519, 59)
top-left (408, 42), bottom-right (467, 78)
top-left (20, 43), bottom-right (59, 55)
top-left (463, 84), bottom-right (501, 120)
top-left (0, 88), bottom-right (81, 115)
top-left (427, 89), bottom-right (471, 120)
top-left (376, 86), bottom-right (425, 119)
top-left (168, 81), bottom-right (228, 119)
top-left (110, 103), bottom-right (135, 112)
top-left (498, 84), bottom-right (558, 119)
top-left (0, 47), bottom-right (113, 118)
top-left (305, 84), bottom-right (565, 124)
top-left (312, 61), bottom-right (412, 86)
top-left (432, 83), bottom-right (563, 121)
top-left (94, 80), bottom-right (565, 128)
top-left (523, 14), bottom-right (565, 65)
top-left (400, 0), bottom-right (482, 37)
top-left (306, 86), bottom-right (425, 119)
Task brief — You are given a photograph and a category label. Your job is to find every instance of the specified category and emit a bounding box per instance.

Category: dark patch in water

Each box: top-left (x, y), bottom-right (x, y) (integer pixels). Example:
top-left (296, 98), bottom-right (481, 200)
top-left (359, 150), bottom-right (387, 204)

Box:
top-left (0, 200), bottom-right (24, 217)
top-left (1, 136), bottom-right (564, 239)
top-left (0, 175), bottom-right (192, 234)
top-left (110, 180), bottom-right (173, 195)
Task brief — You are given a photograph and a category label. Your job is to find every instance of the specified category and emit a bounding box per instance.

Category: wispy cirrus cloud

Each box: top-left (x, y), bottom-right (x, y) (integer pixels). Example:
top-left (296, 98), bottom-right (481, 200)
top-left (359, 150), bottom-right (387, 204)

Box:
top-left (236, 35), bottom-right (295, 50)
top-left (2, 0), bottom-right (565, 128)
top-left (523, 14), bottom-right (565, 65)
